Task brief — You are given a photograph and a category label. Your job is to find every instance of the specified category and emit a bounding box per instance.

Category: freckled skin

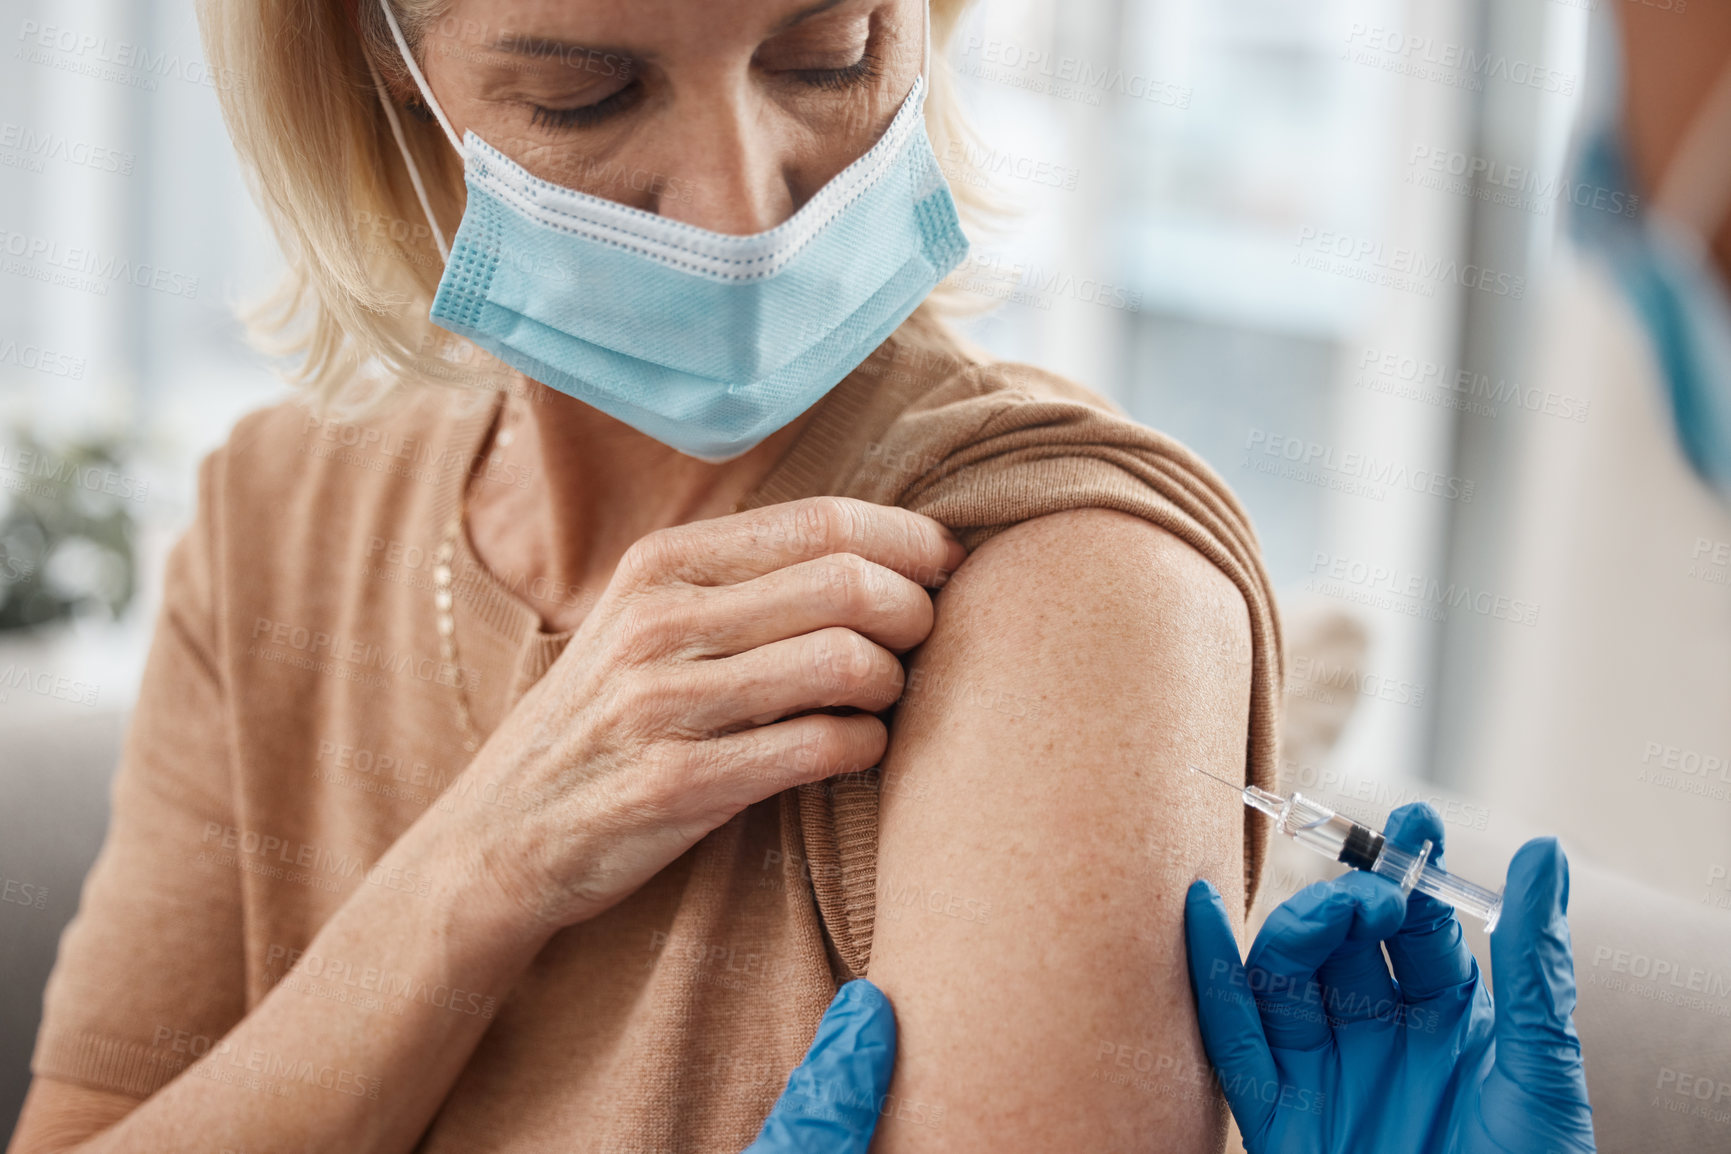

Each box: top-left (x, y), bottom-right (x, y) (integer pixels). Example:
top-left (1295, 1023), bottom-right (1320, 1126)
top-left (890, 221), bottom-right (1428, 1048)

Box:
top-left (867, 507), bottom-right (1252, 1153)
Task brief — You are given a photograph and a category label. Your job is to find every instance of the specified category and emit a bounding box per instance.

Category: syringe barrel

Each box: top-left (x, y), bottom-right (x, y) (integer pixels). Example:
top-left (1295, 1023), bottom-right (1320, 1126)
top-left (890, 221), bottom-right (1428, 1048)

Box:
top-left (1374, 843), bottom-right (1505, 931)
top-left (1276, 793), bottom-right (1369, 863)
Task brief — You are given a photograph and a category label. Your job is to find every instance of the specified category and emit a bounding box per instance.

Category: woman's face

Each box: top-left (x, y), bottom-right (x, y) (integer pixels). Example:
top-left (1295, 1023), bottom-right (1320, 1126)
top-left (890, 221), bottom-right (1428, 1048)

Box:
top-left (417, 0), bottom-right (924, 235)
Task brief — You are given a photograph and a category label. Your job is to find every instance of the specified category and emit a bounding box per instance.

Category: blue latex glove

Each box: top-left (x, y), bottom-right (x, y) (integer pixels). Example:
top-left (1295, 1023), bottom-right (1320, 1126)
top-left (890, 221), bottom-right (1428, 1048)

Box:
top-left (743, 979), bottom-right (897, 1153)
top-left (1185, 802), bottom-right (1597, 1153)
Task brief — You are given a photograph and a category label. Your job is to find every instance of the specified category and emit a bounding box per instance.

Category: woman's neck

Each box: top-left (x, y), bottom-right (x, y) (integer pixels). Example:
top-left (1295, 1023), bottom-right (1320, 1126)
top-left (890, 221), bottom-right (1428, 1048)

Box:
top-left (462, 375), bottom-right (823, 634)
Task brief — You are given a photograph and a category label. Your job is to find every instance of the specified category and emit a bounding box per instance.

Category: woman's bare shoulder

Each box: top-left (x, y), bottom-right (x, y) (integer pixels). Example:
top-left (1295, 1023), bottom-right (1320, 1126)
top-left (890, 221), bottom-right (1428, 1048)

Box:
top-left (864, 505), bottom-right (1252, 1151)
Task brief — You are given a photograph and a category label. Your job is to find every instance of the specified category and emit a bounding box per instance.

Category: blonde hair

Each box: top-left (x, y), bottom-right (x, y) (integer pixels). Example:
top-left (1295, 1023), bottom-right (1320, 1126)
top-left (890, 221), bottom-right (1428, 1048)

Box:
top-left (196, 0), bottom-right (1006, 416)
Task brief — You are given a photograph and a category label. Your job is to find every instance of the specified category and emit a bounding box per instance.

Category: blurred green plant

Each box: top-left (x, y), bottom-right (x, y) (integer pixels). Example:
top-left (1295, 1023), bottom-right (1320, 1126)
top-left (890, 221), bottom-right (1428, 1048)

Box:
top-left (0, 429), bottom-right (139, 631)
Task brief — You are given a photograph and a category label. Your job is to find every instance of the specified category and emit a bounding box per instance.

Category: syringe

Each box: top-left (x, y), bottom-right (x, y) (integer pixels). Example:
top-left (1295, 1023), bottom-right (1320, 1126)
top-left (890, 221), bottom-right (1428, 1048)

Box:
top-left (1190, 765), bottom-right (1504, 931)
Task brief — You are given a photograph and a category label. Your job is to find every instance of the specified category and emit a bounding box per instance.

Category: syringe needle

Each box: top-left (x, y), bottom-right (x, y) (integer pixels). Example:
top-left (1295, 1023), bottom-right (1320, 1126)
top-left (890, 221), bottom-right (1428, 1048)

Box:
top-left (1187, 763), bottom-right (1245, 792)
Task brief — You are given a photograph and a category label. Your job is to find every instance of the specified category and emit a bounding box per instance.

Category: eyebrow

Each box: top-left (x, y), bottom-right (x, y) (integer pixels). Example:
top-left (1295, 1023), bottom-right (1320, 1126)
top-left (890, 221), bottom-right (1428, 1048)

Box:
top-left (773, 0), bottom-right (854, 33)
top-left (488, 32), bottom-right (624, 64)
top-left (487, 0), bottom-right (858, 62)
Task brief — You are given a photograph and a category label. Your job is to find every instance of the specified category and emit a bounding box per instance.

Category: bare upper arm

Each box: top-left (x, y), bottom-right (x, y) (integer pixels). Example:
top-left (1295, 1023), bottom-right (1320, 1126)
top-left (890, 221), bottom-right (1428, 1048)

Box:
top-left (6, 1078), bottom-right (140, 1154)
top-left (866, 507), bottom-right (1254, 1152)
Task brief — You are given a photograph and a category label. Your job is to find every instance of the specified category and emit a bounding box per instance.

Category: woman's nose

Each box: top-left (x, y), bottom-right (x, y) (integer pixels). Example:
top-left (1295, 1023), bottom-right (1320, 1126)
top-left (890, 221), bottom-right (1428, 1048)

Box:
top-left (637, 85), bottom-right (801, 236)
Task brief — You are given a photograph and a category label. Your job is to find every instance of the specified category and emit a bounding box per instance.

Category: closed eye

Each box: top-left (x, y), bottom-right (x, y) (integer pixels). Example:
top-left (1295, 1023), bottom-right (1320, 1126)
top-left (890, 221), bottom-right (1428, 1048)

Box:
top-left (785, 51), bottom-right (882, 91)
top-left (529, 82), bottom-right (644, 131)
top-left (527, 48), bottom-right (882, 131)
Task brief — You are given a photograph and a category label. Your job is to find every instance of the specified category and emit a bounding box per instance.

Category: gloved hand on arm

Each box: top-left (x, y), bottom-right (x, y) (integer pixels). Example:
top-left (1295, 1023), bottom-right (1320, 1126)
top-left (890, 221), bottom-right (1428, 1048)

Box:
top-left (1184, 801), bottom-right (1598, 1153)
top-left (742, 801), bottom-right (1597, 1153)
top-left (743, 979), bottom-right (896, 1153)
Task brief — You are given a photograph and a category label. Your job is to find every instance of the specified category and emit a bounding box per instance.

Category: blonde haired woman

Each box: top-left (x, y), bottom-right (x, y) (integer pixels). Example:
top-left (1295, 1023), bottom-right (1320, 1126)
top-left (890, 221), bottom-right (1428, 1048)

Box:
top-left (9, 1), bottom-right (1282, 1151)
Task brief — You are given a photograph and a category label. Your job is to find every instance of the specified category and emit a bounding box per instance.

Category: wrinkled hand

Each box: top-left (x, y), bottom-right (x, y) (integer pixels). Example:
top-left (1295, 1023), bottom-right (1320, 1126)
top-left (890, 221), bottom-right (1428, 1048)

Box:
top-left (431, 496), bottom-right (964, 935)
top-left (1185, 802), bottom-right (1597, 1153)
top-left (744, 980), bottom-right (897, 1153)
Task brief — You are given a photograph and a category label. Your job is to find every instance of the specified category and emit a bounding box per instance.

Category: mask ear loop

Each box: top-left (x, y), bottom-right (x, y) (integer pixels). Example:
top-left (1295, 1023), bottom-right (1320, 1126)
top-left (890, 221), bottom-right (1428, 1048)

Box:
top-left (366, 55), bottom-right (451, 264)
top-left (375, 0), bottom-right (465, 155)
top-left (921, 0), bottom-right (932, 86)
top-left (369, 0), bottom-right (468, 265)
top-left (1654, 54), bottom-right (1731, 242)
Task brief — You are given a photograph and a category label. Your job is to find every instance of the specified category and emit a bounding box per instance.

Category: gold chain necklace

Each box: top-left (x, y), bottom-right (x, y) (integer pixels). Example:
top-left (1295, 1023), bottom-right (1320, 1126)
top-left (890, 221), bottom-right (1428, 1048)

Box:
top-left (432, 406), bottom-right (515, 754)
top-left (433, 505), bottom-right (480, 754)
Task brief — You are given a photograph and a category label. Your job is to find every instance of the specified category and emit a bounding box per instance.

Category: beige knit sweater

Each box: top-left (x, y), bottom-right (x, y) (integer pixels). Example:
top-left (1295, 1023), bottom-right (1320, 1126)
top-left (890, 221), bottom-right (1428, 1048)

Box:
top-left (30, 319), bottom-right (1281, 1151)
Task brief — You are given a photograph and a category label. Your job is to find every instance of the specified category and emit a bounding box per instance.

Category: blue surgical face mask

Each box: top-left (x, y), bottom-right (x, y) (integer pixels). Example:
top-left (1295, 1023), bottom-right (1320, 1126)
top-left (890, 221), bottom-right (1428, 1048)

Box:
top-left (370, 1), bottom-right (968, 463)
top-left (1567, 8), bottom-right (1731, 499)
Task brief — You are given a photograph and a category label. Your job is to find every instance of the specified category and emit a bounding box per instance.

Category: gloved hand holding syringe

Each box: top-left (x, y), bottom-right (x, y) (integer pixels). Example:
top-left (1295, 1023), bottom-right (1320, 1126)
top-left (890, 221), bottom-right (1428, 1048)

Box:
top-left (1188, 764), bottom-right (1506, 930)
top-left (746, 789), bottom-right (1599, 1154)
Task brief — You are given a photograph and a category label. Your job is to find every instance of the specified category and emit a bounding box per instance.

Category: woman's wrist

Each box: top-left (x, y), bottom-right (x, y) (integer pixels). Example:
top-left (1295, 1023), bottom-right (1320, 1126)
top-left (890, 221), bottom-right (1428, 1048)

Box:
top-left (392, 784), bottom-right (565, 966)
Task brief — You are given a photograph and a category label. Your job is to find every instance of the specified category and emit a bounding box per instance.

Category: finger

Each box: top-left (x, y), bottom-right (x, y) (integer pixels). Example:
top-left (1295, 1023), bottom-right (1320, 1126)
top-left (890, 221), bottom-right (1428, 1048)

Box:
top-left (1383, 802), bottom-right (1454, 920)
top-left (629, 495), bottom-right (968, 590)
top-left (745, 980), bottom-right (896, 1153)
top-left (691, 712), bottom-right (888, 814)
top-left (690, 553), bottom-right (936, 658)
top-left (1488, 839), bottom-right (1593, 1114)
top-left (678, 627), bottom-right (907, 734)
top-left (1382, 803), bottom-right (1478, 999)
top-left (1313, 872), bottom-right (1404, 1027)
top-left (1243, 874), bottom-right (1404, 1050)
top-left (1184, 880), bottom-right (1278, 1142)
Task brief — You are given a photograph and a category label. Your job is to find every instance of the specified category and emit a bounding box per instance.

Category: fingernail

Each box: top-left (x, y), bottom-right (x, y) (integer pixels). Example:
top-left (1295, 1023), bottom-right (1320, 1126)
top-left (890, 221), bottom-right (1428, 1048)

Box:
top-left (934, 540), bottom-right (967, 583)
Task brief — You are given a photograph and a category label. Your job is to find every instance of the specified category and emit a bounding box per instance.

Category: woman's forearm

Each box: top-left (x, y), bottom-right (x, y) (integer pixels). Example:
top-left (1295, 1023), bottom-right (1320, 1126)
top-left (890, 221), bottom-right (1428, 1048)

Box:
top-left (69, 808), bottom-right (552, 1154)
